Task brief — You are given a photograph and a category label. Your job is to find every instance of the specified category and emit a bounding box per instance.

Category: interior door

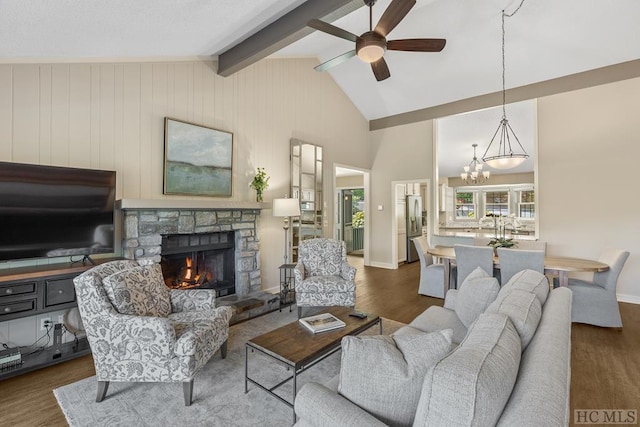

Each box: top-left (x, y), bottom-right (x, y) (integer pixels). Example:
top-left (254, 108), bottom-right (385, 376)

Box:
top-left (342, 190), bottom-right (353, 253)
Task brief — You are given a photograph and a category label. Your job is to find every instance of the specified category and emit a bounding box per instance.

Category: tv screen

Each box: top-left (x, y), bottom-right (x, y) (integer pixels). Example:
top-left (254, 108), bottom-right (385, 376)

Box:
top-left (0, 162), bottom-right (116, 262)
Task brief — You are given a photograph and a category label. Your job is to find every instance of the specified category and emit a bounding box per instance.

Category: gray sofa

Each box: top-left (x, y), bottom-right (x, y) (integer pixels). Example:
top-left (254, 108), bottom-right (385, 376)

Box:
top-left (294, 269), bottom-right (572, 427)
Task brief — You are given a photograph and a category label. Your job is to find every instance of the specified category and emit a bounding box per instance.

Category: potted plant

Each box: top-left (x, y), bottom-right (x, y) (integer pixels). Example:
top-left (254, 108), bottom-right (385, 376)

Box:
top-left (487, 237), bottom-right (517, 253)
top-left (481, 213), bottom-right (520, 254)
top-left (249, 167), bottom-right (269, 202)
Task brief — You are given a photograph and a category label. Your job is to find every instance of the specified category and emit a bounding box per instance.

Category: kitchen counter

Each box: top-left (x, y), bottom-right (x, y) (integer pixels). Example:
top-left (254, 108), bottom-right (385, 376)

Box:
top-left (435, 229), bottom-right (537, 240)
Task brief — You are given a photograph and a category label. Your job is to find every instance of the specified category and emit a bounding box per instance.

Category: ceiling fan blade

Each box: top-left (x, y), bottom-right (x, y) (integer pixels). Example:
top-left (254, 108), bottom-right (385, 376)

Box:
top-left (314, 50), bottom-right (357, 72)
top-left (308, 19), bottom-right (359, 42)
top-left (374, 0), bottom-right (416, 37)
top-left (371, 57), bottom-right (391, 82)
top-left (387, 38), bottom-right (446, 52)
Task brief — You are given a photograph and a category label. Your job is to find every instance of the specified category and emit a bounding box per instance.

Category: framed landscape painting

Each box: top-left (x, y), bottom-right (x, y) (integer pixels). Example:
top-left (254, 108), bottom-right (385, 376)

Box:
top-left (163, 118), bottom-right (233, 196)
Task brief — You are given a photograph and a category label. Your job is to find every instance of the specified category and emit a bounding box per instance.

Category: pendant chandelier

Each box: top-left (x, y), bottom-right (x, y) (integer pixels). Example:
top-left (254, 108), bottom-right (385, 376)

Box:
top-left (482, 2), bottom-right (529, 170)
top-left (461, 144), bottom-right (490, 184)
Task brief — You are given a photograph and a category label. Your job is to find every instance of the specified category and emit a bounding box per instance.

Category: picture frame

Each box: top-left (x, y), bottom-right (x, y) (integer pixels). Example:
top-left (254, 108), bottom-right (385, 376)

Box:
top-left (163, 117), bottom-right (233, 197)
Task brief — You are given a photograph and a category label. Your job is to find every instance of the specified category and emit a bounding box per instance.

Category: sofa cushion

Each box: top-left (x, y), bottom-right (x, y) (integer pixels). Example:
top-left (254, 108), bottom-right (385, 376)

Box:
top-left (338, 329), bottom-right (453, 427)
top-left (103, 264), bottom-right (172, 317)
top-left (499, 269), bottom-right (549, 305)
top-left (455, 267), bottom-right (500, 327)
top-left (413, 313), bottom-right (521, 427)
top-left (486, 289), bottom-right (542, 350)
top-left (405, 306), bottom-right (468, 344)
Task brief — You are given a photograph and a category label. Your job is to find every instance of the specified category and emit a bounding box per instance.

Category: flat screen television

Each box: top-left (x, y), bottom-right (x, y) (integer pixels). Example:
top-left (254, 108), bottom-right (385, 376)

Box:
top-left (0, 161), bottom-right (116, 262)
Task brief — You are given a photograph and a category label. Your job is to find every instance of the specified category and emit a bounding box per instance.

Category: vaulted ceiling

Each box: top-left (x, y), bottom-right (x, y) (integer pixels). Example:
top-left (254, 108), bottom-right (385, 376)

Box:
top-left (2, 0), bottom-right (640, 123)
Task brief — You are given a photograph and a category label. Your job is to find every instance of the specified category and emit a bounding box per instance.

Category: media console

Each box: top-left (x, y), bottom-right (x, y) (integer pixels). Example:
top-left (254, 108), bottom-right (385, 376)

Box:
top-left (0, 259), bottom-right (116, 380)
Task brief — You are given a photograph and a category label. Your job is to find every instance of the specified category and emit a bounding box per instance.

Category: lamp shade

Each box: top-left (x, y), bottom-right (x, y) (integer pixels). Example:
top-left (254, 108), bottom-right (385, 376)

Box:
top-left (273, 198), bottom-right (300, 217)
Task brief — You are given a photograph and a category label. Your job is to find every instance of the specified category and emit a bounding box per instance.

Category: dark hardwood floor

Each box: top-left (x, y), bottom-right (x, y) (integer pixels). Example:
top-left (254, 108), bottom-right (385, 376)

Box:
top-left (0, 256), bottom-right (638, 426)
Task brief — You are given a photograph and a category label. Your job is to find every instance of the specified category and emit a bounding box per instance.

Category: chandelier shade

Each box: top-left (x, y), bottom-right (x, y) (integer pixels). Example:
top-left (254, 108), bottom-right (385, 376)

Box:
top-left (482, 117), bottom-right (528, 169)
top-left (482, 3), bottom-right (529, 169)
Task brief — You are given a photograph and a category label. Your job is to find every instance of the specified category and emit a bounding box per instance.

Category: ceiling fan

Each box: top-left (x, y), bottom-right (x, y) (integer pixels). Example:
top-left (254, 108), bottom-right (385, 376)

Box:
top-left (308, 0), bottom-right (446, 81)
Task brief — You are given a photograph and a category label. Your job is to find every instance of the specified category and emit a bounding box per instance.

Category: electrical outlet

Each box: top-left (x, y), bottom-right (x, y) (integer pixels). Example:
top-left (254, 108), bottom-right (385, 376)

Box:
top-left (58, 315), bottom-right (64, 325)
top-left (40, 317), bottom-right (52, 331)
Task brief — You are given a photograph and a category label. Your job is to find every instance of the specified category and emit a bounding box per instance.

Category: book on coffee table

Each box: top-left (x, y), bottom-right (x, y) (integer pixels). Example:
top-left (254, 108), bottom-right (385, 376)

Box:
top-left (299, 313), bottom-right (346, 334)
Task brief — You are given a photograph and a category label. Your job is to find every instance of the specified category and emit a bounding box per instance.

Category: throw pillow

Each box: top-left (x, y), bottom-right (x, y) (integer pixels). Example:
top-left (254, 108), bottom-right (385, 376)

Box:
top-left (338, 329), bottom-right (453, 427)
top-left (486, 289), bottom-right (542, 350)
top-left (413, 313), bottom-right (521, 427)
top-left (499, 269), bottom-right (549, 305)
top-left (454, 266), bottom-right (500, 327)
top-left (103, 264), bottom-right (172, 317)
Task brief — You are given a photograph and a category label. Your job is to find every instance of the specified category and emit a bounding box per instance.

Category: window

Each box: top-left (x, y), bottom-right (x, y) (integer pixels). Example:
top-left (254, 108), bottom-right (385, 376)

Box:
top-left (455, 191), bottom-right (476, 218)
top-left (518, 189), bottom-right (535, 218)
top-left (485, 191), bottom-right (509, 217)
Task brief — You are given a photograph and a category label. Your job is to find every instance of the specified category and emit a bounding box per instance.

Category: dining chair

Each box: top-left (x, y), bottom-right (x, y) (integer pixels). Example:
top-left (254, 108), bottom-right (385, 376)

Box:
top-left (555, 249), bottom-right (629, 328)
top-left (454, 244), bottom-right (494, 289)
top-left (497, 248), bottom-right (545, 285)
top-left (412, 236), bottom-right (445, 298)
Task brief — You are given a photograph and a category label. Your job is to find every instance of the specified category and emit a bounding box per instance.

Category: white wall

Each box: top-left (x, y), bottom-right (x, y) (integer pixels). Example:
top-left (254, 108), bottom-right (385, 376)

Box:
top-left (0, 58), bottom-right (370, 346)
top-left (370, 76), bottom-right (640, 301)
top-left (369, 121), bottom-right (433, 268)
top-left (537, 77), bottom-right (640, 301)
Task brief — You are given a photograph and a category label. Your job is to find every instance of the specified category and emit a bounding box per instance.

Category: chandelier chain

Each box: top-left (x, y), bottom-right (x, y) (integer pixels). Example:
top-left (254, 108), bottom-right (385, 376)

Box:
top-left (501, 0), bottom-right (527, 119)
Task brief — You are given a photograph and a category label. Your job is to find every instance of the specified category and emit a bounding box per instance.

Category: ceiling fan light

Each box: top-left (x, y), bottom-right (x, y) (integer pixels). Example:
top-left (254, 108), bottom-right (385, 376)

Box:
top-left (356, 31), bottom-right (386, 63)
top-left (357, 44), bottom-right (385, 63)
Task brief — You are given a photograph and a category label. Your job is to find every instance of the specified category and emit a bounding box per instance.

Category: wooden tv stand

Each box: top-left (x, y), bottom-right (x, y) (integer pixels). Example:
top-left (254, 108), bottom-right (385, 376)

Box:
top-left (0, 258), bottom-right (116, 380)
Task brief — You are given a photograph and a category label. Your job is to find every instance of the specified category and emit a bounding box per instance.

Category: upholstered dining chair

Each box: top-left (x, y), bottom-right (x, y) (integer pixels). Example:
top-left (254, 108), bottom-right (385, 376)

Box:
top-left (73, 260), bottom-right (233, 406)
top-left (555, 249), bottom-right (630, 328)
top-left (412, 236), bottom-right (445, 298)
top-left (454, 244), bottom-right (494, 289)
top-left (294, 238), bottom-right (356, 318)
top-left (497, 248), bottom-right (545, 285)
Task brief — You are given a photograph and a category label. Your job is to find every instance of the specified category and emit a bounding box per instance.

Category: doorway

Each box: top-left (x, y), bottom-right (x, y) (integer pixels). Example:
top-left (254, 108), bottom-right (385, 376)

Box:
top-left (339, 188), bottom-right (364, 256)
top-left (334, 165), bottom-right (370, 265)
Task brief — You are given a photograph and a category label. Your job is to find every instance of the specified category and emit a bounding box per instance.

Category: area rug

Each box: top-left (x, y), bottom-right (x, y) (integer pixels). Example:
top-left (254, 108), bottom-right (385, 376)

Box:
top-left (54, 307), bottom-right (403, 426)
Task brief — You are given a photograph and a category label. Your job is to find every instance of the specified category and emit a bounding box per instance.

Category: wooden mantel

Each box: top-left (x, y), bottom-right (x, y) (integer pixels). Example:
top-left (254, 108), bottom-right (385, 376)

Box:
top-left (116, 199), bottom-right (271, 210)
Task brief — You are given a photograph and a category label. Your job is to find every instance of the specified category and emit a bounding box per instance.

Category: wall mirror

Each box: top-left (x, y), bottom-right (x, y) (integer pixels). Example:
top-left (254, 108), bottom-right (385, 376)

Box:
top-left (434, 99), bottom-right (538, 239)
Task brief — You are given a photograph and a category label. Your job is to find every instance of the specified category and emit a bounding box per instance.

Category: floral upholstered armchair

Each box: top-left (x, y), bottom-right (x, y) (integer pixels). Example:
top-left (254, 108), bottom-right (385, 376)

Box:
top-left (294, 238), bottom-right (356, 318)
top-left (73, 260), bottom-right (233, 406)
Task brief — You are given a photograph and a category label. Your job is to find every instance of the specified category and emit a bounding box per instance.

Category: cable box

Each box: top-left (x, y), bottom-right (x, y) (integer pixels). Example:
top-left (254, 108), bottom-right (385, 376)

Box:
top-left (0, 347), bottom-right (22, 371)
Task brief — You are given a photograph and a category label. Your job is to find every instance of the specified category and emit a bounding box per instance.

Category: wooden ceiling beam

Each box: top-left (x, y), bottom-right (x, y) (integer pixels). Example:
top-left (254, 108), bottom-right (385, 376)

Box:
top-left (217, 0), bottom-right (363, 77)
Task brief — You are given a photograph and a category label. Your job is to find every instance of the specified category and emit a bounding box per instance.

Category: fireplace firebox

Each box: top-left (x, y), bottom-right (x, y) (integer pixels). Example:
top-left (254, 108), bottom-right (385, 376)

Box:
top-left (160, 231), bottom-right (235, 297)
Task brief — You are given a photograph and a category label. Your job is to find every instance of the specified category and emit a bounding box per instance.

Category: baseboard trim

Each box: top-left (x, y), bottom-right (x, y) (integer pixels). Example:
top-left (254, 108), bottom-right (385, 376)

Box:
top-left (368, 261), bottom-right (397, 269)
top-left (617, 293), bottom-right (640, 305)
top-left (262, 285), bottom-right (279, 295)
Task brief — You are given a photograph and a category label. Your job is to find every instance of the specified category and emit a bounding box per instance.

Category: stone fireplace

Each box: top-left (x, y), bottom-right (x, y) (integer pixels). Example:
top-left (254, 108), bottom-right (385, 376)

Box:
top-left (117, 200), bottom-right (279, 322)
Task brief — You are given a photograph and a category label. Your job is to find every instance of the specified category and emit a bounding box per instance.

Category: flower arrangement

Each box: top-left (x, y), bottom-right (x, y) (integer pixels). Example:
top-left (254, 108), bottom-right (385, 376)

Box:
top-left (249, 167), bottom-right (269, 202)
top-left (479, 213), bottom-right (521, 251)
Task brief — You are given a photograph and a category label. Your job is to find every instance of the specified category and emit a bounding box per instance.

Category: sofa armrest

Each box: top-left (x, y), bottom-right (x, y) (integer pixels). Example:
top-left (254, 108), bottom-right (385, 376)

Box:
top-left (170, 289), bottom-right (216, 312)
top-left (294, 383), bottom-right (387, 427)
top-left (294, 262), bottom-right (306, 284)
top-left (443, 289), bottom-right (458, 310)
top-left (340, 262), bottom-right (356, 281)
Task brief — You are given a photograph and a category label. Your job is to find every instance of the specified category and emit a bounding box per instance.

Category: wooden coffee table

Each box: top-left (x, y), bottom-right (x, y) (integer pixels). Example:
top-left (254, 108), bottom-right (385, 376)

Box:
top-left (244, 307), bottom-right (381, 423)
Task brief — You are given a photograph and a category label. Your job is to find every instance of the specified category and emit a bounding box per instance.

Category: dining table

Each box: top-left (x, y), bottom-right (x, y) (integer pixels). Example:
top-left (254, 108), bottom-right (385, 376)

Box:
top-left (426, 246), bottom-right (610, 296)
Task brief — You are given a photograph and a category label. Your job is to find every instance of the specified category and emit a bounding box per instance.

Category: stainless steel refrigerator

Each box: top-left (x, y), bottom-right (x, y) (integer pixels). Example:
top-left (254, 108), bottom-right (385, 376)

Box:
top-left (406, 195), bottom-right (423, 263)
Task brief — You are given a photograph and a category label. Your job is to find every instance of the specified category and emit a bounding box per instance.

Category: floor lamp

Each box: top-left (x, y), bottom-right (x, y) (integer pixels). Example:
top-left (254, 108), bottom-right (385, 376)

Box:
top-left (272, 197), bottom-right (300, 265)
